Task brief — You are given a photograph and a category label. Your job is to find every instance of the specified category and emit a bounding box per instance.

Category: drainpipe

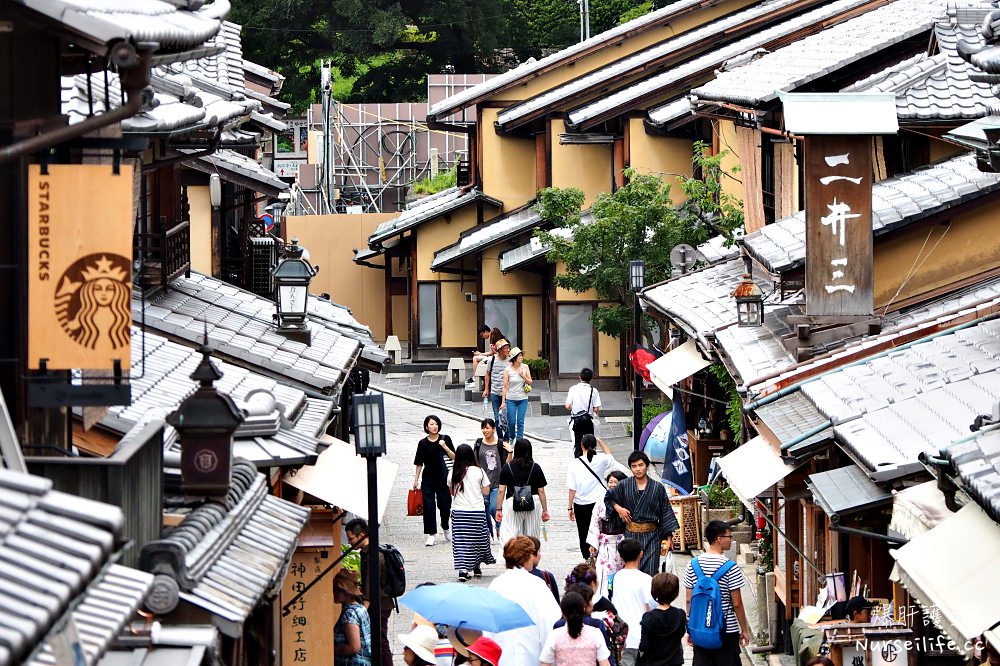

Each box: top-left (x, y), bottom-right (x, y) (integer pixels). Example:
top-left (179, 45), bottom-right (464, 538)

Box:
top-left (920, 453), bottom-right (964, 513)
top-left (0, 43), bottom-right (153, 163)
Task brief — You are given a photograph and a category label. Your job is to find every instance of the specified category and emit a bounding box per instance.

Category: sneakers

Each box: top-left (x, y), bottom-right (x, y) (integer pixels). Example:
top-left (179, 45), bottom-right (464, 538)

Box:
top-left (425, 535), bottom-right (435, 547)
top-left (458, 571), bottom-right (470, 582)
top-left (473, 565), bottom-right (482, 578)
top-left (443, 529), bottom-right (451, 542)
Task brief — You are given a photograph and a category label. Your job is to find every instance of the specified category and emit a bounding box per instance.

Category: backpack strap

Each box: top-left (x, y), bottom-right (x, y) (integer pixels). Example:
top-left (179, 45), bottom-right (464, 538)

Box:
top-left (691, 558), bottom-right (706, 580)
top-left (711, 560), bottom-right (736, 582)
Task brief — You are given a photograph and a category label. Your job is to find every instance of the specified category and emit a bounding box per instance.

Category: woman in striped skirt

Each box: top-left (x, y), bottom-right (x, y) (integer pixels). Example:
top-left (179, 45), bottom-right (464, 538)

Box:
top-left (450, 444), bottom-right (496, 581)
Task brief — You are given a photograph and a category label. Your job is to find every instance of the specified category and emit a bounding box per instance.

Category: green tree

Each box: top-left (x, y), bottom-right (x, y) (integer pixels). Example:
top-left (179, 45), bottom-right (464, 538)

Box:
top-left (534, 143), bottom-right (743, 340)
top-left (231, 0), bottom-right (516, 110)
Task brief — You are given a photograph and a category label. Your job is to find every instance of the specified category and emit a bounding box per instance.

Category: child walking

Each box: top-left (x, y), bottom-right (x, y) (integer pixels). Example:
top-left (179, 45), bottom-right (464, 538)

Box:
top-left (636, 573), bottom-right (686, 666)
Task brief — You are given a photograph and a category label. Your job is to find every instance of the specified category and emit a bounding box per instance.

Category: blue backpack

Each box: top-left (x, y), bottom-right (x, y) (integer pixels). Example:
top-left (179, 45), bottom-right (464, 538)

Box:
top-left (687, 558), bottom-right (736, 649)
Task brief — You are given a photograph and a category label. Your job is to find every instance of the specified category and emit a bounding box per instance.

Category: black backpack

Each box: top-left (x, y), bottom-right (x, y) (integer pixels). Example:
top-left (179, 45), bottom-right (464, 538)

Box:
top-left (380, 544), bottom-right (406, 598)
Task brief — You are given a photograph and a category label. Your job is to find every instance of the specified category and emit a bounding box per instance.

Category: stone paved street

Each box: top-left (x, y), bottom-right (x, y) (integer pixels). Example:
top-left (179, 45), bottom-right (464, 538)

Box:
top-left (373, 391), bottom-right (762, 665)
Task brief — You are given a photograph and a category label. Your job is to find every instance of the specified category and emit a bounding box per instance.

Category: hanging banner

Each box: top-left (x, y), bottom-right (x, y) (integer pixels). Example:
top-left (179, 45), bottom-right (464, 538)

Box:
top-left (28, 164), bottom-right (133, 371)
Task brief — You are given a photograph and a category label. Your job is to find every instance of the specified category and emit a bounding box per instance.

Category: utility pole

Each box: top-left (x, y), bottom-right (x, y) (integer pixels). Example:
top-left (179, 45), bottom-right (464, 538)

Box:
top-left (320, 61), bottom-right (332, 214)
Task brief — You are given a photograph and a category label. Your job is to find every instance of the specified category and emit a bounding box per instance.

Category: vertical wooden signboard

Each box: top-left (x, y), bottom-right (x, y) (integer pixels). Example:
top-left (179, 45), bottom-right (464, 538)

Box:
top-left (280, 548), bottom-right (337, 664)
top-left (804, 135), bottom-right (874, 317)
top-left (27, 164), bottom-right (133, 370)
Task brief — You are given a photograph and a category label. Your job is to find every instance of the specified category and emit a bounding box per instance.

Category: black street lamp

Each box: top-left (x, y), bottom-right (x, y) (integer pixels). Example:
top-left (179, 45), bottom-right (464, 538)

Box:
top-left (272, 238), bottom-right (318, 341)
top-left (629, 260), bottom-right (645, 451)
top-left (733, 272), bottom-right (764, 328)
top-left (351, 390), bottom-right (387, 666)
top-left (166, 345), bottom-right (244, 498)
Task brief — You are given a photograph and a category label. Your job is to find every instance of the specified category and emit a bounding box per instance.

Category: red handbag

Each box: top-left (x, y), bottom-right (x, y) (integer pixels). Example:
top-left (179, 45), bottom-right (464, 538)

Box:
top-left (407, 488), bottom-right (424, 516)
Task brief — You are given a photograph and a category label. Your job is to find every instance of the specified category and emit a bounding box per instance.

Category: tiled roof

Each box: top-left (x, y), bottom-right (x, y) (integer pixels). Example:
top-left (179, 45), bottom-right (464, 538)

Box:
top-left (0, 468), bottom-right (154, 665)
top-left (427, 0), bottom-right (715, 121)
top-left (140, 461), bottom-right (309, 637)
top-left (843, 15), bottom-right (997, 121)
top-left (243, 59), bottom-right (285, 91)
top-left (569, 0), bottom-right (878, 129)
top-left (715, 273), bottom-right (1000, 393)
top-left (100, 329), bottom-right (332, 468)
top-left (743, 153), bottom-right (1000, 274)
top-left (432, 203), bottom-right (543, 271)
top-left (689, 0), bottom-right (946, 107)
top-left (137, 273), bottom-right (362, 395)
top-left (182, 148), bottom-right (288, 196)
top-left (498, 210), bottom-right (595, 273)
top-left (18, 0), bottom-right (226, 52)
top-left (640, 258), bottom-right (774, 342)
top-left (495, 0), bottom-right (825, 131)
top-left (947, 426), bottom-right (1000, 522)
top-left (307, 296), bottom-right (391, 370)
top-left (798, 317), bottom-right (1000, 480)
top-left (753, 389), bottom-right (833, 458)
top-left (61, 20), bottom-right (260, 135)
top-left (368, 187), bottom-right (502, 247)
top-left (806, 464), bottom-right (892, 517)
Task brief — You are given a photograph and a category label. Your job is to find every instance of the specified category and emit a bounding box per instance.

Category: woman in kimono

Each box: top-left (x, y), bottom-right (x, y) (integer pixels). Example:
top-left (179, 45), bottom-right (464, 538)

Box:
top-left (604, 451), bottom-right (679, 576)
top-left (586, 470), bottom-right (629, 597)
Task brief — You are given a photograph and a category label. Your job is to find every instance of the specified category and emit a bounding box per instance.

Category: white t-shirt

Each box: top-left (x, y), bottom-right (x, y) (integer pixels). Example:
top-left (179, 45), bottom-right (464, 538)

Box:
top-left (611, 568), bottom-right (654, 650)
top-left (566, 453), bottom-right (617, 505)
top-left (539, 624), bottom-right (610, 665)
top-left (565, 382), bottom-right (602, 415)
top-left (452, 466), bottom-right (490, 511)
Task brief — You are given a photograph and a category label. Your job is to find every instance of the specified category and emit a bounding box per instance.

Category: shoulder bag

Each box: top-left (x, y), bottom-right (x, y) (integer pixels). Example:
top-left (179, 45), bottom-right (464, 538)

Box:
top-left (570, 386), bottom-right (595, 426)
top-left (511, 463), bottom-right (536, 512)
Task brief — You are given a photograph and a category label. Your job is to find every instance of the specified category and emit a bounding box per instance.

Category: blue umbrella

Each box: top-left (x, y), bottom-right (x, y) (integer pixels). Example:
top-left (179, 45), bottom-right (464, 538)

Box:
top-left (398, 583), bottom-right (534, 632)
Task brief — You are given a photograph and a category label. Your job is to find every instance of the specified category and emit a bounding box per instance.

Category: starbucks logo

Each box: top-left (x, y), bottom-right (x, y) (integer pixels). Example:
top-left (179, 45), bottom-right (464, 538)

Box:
top-left (54, 253), bottom-right (130, 350)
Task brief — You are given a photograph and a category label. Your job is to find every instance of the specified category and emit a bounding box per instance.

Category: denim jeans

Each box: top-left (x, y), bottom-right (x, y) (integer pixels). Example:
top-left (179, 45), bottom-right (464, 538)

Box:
top-left (490, 394), bottom-right (504, 437)
top-left (506, 399), bottom-right (528, 441)
top-left (485, 486), bottom-right (500, 535)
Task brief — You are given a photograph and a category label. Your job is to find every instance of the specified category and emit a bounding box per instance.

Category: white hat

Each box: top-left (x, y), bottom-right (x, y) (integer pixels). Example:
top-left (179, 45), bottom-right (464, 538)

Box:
top-left (509, 346), bottom-right (523, 359)
top-left (399, 625), bottom-right (438, 664)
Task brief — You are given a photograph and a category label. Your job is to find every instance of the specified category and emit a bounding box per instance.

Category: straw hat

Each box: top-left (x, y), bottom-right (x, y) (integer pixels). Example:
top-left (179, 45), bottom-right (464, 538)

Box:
top-left (495, 338), bottom-right (510, 350)
top-left (446, 624), bottom-right (483, 657)
top-left (509, 346), bottom-right (523, 359)
top-left (398, 625), bottom-right (438, 664)
top-left (332, 569), bottom-right (362, 600)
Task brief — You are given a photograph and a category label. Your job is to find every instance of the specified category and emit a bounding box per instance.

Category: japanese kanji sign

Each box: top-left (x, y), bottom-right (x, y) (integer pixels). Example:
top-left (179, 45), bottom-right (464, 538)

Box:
top-left (804, 135), bottom-right (874, 317)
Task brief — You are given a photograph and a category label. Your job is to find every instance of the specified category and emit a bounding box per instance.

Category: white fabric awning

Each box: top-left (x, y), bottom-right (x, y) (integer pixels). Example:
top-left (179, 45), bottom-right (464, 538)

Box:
top-left (889, 481), bottom-right (954, 540)
top-left (647, 340), bottom-right (711, 394)
top-left (717, 436), bottom-right (800, 510)
top-left (890, 503), bottom-right (1000, 652)
top-left (283, 438), bottom-right (399, 522)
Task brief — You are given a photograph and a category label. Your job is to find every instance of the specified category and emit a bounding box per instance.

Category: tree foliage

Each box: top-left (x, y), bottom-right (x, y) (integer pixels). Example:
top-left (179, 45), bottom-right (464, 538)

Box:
top-left (534, 143), bottom-right (743, 339)
top-left (232, 0), bottom-right (662, 111)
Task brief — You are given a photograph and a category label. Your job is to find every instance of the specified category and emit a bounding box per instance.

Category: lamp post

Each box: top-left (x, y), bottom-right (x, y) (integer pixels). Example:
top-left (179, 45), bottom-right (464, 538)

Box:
top-left (166, 345), bottom-right (243, 498)
top-left (272, 238), bottom-right (318, 343)
top-left (733, 272), bottom-right (764, 328)
top-left (351, 390), bottom-right (387, 666)
top-left (629, 260), bottom-right (645, 451)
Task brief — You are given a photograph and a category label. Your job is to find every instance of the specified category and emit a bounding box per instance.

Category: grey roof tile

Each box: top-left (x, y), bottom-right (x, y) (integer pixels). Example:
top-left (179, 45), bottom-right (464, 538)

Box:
top-left (806, 464), bottom-right (892, 517)
top-left (368, 188), bottom-right (502, 247)
top-left (432, 203), bottom-right (543, 270)
top-left (949, 427), bottom-right (1000, 521)
top-left (0, 469), bottom-right (154, 665)
top-left (744, 154), bottom-right (1000, 274)
top-left (141, 461), bottom-right (309, 637)
top-left (138, 273), bottom-right (362, 394)
top-left (795, 318), bottom-right (1000, 479)
top-left (18, 0), bottom-right (225, 52)
top-left (690, 0), bottom-right (948, 107)
top-left (495, 0), bottom-right (823, 130)
top-left (182, 148), bottom-right (288, 195)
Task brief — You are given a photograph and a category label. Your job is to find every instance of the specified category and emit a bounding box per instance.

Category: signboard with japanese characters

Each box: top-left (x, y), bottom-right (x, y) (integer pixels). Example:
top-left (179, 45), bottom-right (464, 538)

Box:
top-left (280, 548), bottom-right (337, 663)
top-left (804, 135), bottom-right (874, 317)
top-left (27, 164), bottom-right (132, 370)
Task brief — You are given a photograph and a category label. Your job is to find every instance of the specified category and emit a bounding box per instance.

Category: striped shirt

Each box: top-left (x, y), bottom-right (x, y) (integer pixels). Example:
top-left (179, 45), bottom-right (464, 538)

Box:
top-left (683, 554), bottom-right (746, 635)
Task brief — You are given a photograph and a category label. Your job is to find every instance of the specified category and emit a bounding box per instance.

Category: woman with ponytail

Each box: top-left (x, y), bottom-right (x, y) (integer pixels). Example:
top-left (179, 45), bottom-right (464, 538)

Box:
top-left (540, 591), bottom-right (611, 666)
top-left (566, 434), bottom-right (617, 558)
